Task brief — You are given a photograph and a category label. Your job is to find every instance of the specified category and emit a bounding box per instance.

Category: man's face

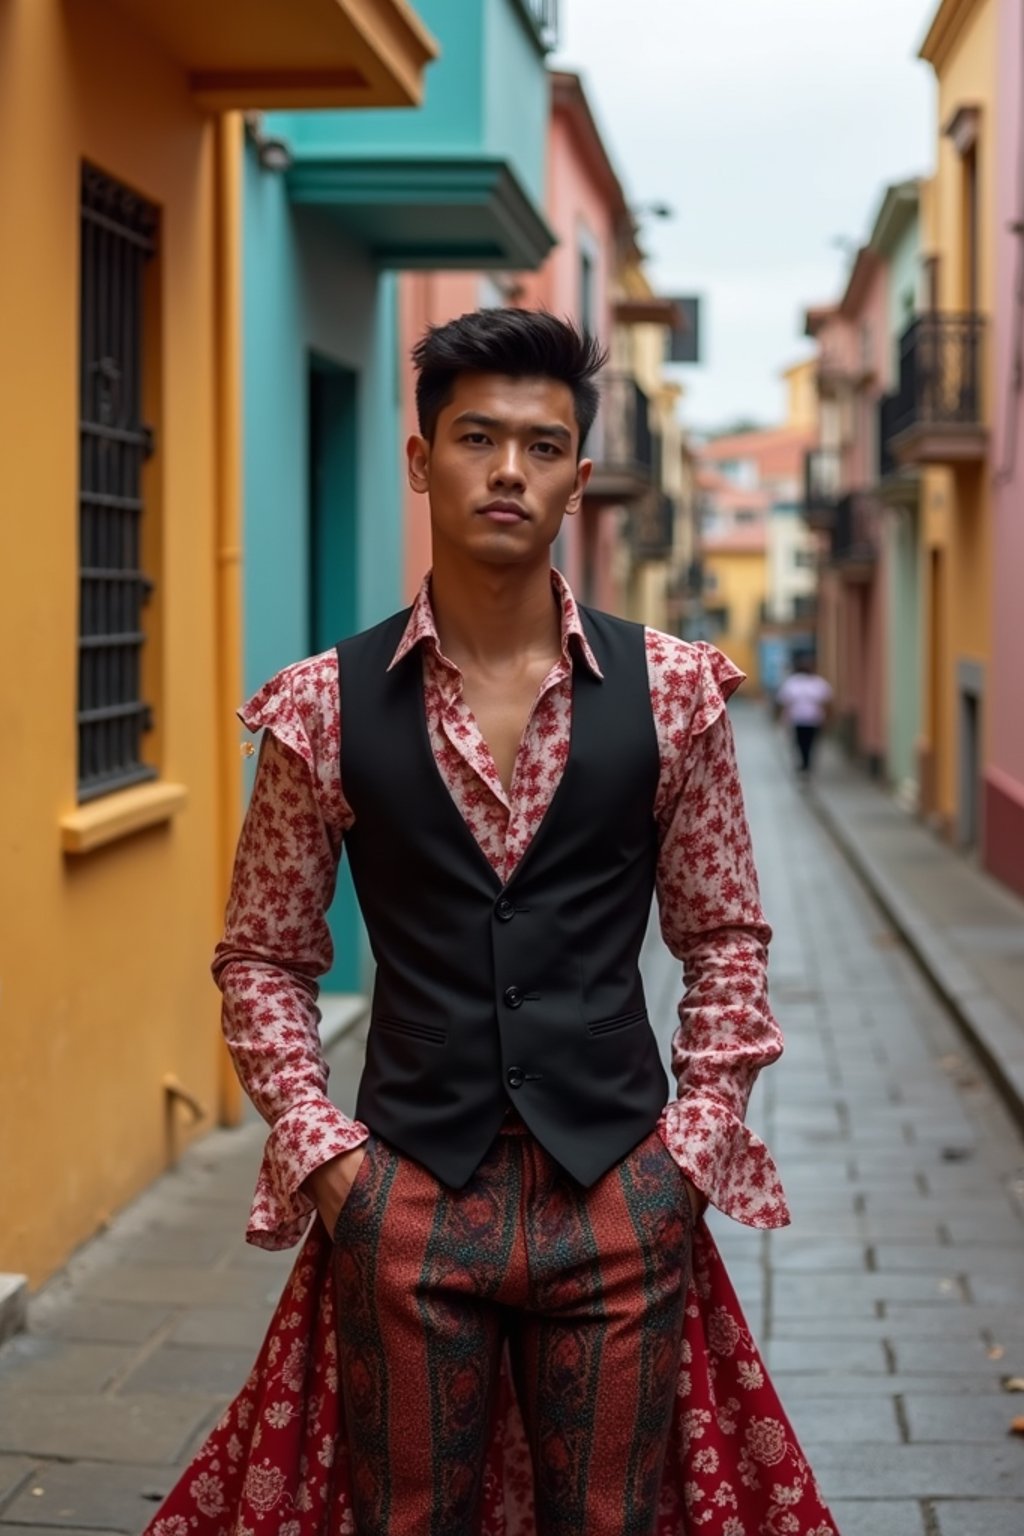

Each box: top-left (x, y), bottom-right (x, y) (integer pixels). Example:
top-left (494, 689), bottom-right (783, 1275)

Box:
top-left (407, 373), bottom-right (592, 566)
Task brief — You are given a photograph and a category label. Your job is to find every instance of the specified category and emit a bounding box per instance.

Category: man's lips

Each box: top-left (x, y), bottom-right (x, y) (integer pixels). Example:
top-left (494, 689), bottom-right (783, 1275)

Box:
top-left (477, 501), bottom-right (528, 523)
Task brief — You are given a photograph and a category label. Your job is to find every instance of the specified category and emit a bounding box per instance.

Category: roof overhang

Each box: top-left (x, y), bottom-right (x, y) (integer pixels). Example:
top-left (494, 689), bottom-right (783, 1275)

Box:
top-left (614, 296), bottom-right (684, 327)
top-left (111, 0), bottom-right (438, 110)
top-left (869, 180), bottom-right (921, 258)
top-left (920, 0), bottom-right (981, 72)
top-left (287, 156), bottom-right (557, 270)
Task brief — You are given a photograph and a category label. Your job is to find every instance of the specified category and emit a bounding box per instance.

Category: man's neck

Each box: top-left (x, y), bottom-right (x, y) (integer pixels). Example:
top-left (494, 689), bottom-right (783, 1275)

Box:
top-left (429, 552), bottom-right (562, 670)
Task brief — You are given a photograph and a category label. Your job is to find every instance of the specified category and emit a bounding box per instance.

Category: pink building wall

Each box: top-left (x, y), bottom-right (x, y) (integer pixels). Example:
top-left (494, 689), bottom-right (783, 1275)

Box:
top-left (986, 0), bottom-right (1024, 895)
top-left (399, 272), bottom-right (481, 602)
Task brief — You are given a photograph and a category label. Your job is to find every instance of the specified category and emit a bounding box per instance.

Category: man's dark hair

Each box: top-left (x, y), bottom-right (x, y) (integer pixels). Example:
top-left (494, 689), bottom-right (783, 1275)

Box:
top-left (412, 309), bottom-right (607, 454)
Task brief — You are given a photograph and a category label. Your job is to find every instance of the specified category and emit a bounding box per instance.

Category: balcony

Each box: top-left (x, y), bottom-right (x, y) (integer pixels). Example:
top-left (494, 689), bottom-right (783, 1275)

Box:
top-left (832, 493), bottom-right (879, 582)
top-left (113, 0), bottom-right (438, 110)
top-left (629, 492), bottom-right (675, 561)
top-left (876, 392), bottom-right (920, 505)
top-left (275, 0), bottom-right (555, 269)
top-left (802, 449), bottom-right (842, 531)
top-left (883, 314), bottom-right (987, 465)
top-left (584, 374), bottom-right (655, 506)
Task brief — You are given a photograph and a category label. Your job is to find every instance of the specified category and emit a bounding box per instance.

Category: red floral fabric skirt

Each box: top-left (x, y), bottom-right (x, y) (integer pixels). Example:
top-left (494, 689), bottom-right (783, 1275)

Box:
top-left (142, 1191), bottom-right (839, 1536)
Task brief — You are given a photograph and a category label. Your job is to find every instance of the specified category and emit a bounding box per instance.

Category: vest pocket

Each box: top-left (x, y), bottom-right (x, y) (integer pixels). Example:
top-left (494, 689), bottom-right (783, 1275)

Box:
top-left (374, 1015), bottom-right (447, 1046)
top-left (586, 1007), bottom-right (648, 1037)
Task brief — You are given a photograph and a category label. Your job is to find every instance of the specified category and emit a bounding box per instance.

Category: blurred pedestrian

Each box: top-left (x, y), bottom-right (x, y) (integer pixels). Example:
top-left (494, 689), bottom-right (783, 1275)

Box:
top-left (145, 310), bottom-right (838, 1536)
top-left (775, 650), bottom-right (833, 777)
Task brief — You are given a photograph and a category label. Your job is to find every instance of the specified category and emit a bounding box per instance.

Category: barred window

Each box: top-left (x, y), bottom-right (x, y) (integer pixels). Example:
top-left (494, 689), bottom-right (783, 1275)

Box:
top-left (78, 165), bottom-right (158, 801)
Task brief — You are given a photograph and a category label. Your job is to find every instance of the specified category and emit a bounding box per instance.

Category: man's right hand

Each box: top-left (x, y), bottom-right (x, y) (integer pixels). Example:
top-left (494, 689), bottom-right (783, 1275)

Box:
top-left (303, 1145), bottom-right (368, 1239)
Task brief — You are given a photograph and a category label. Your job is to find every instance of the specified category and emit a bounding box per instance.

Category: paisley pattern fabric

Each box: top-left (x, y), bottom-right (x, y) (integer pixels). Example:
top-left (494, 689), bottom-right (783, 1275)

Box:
top-left (333, 1126), bottom-right (689, 1536)
top-left (142, 1219), bottom-right (838, 1535)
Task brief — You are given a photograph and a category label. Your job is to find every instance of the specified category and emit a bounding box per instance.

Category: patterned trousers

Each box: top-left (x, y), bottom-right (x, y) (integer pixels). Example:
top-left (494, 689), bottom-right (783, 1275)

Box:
top-left (333, 1121), bottom-right (692, 1536)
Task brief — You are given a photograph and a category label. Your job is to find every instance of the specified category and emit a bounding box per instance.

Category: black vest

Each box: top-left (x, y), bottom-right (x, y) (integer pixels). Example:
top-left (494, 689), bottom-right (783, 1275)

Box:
top-left (336, 604), bottom-right (667, 1189)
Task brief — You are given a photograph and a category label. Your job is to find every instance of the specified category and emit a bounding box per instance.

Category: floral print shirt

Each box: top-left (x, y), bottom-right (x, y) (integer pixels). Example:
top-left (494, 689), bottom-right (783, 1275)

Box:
top-left (214, 572), bottom-right (790, 1249)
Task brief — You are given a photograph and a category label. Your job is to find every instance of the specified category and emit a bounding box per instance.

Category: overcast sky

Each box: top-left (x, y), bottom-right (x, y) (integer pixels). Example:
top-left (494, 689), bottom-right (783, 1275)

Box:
top-left (553, 0), bottom-right (938, 432)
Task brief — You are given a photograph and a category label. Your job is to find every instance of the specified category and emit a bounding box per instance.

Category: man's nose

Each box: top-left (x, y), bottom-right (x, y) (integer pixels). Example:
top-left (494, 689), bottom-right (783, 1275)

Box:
top-left (489, 444), bottom-right (527, 488)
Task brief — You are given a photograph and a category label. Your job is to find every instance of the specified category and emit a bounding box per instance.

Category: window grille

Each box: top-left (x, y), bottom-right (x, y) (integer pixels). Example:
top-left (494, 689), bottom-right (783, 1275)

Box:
top-left (78, 164), bottom-right (157, 801)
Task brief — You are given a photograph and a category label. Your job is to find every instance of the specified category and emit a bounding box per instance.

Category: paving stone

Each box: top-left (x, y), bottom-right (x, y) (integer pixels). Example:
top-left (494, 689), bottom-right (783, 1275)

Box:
top-left (0, 1340), bottom-right (135, 1394)
top-left (775, 1373), bottom-right (1013, 1399)
top-left (765, 1337), bottom-right (890, 1375)
top-left (934, 1501), bottom-right (1024, 1535)
top-left (772, 1273), bottom-right (966, 1314)
top-left (0, 1457), bottom-right (37, 1502)
top-left (783, 1394), bottom-right (901, 1443)
top-left (0, 1393), bottom-right (216, 1464)
top-left (168, 1306), bottom-right (274, 1350)
top-left (904, 1394), bottom-right (1024, 1443)
top-left (0, 1529), bottom-right (123, 1536)
top-left (829, 1501), bottom-right (926, 1536)
top-left (28, 1304), bottom-right (170, 1346)
top-left (767, 1238), bottom-right (870, 1271)
top-left (121, 1343), bottom-right (255, 1397)
top-left (76, 1265), bottom-right (282, 1310)
top-left (811, 1443), bottom-right (1024, 1498)
top-left (892, 1337), bottom-right (1024, 1377)
top-left (876, 1244), bottom-right (1024, 1277)
top-left (2, 1461), bottom-right (173, 1531)
top-left (126, 1230), bottom-right (234, 1267)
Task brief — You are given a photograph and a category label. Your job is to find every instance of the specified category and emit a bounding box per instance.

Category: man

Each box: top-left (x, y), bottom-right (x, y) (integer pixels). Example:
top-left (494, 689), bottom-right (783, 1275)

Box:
top-left (144, 311), bottom-right (838, 1535)
top-left (775, 652), bottom-right (833, 777)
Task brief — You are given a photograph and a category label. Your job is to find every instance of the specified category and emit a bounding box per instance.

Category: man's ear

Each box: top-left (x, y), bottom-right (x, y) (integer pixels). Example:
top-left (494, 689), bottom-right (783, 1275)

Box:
top-left (407, 434), bottom-right (430, 494)
top-left (564, 458), bottom-right (593, 517)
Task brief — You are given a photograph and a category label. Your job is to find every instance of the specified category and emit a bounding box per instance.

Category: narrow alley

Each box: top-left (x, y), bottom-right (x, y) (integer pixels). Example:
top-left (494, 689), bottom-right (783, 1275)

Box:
top-left (2, 703), bottom-right (1023, 1535)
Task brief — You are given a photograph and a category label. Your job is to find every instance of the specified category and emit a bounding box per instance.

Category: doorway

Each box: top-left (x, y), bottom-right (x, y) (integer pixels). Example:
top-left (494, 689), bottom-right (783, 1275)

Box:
top-left (957, 660), bottom-right (983, 851)
top-left (309, 357), bottom-right (360, 992)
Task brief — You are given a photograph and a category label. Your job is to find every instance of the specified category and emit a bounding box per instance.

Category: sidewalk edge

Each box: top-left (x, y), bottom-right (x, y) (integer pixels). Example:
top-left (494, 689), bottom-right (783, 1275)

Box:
top-left (811, 788), bottom-right (1024, 1136)
top-left (0, 1274), bottom-right (27, 1345)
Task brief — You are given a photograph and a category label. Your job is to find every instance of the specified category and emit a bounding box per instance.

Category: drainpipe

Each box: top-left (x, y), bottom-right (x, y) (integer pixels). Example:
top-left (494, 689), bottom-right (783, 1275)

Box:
top-left (214, 111), bottom-right (244, 1128)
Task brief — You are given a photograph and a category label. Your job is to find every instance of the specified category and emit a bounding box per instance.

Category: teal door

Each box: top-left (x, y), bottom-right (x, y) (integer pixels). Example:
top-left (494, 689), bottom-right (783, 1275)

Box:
top-left (309, 357), bottom-right (361, 993)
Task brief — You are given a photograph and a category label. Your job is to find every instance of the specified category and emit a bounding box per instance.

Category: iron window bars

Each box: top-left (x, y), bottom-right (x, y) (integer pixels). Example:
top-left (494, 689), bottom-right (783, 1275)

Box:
top-left (78, 164), bottom-right (157, 802)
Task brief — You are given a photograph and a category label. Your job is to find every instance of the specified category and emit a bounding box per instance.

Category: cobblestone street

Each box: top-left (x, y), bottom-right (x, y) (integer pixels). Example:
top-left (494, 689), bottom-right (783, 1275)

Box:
top-left (2, 701), bottom-right (1024, 1534)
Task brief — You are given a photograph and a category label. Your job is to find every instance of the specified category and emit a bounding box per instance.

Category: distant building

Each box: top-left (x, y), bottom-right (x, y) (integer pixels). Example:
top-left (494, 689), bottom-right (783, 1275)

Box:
top-left (698, 424), bottom-right (815, 687)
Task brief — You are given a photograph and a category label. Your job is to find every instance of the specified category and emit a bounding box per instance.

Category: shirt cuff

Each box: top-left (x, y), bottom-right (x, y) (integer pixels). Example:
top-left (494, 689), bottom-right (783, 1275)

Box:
top-left (245, 1099), bottom-right (370, 1250)
top-left (657, 1095), bottom-right (791, 1229)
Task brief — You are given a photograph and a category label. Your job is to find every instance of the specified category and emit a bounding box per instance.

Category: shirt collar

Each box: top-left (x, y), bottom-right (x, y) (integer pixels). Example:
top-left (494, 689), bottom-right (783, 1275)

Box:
top-left (388, 569), bottom-right (603, 680)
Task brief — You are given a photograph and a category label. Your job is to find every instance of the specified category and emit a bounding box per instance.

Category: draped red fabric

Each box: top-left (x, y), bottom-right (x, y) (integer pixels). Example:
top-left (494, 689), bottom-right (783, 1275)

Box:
top-left (142, 1222), bottom-right (839, 1536)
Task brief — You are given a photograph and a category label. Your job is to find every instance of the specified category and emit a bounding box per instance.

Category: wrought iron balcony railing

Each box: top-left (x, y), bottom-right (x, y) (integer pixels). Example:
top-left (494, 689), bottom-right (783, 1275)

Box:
top-left (585, 372), bottom-right (655, 503)
top-left (878, 392), bottom-right (900, 480)
top-left (629, 491), bottom-right (675, 561)
top-left (882, 314), bottom-right (985, 457)
top-left (832, 492), bottom-right (879, 576)
top-left (802, 448), bottom-right (842, 529)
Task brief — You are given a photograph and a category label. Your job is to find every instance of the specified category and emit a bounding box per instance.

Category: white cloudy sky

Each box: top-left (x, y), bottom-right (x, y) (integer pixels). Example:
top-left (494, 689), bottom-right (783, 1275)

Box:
top-left (553, 0), bottom-right (938, 431)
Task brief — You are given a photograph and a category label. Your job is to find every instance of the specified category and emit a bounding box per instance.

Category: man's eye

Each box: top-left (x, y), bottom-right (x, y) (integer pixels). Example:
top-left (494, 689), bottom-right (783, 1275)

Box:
top-left (533, 442), bottom-right (560, 457)
top-left (462, 432), bottom-right (490, 445)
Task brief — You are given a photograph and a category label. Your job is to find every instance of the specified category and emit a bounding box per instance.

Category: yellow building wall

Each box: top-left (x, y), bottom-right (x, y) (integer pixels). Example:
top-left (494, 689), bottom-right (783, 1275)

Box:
top-left (0, 0), bottom-right (230, 1284)
top-left (919, 0), bottom-right (995, 834)
top-left (782, 360), bottom-right (819, 434)
top-left (703, 549), bottom-right (767, 685)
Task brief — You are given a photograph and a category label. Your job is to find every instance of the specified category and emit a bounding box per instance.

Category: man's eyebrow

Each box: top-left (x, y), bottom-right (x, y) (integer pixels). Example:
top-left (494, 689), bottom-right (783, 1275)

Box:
top-left (451, 411), bottom-right (573, 443)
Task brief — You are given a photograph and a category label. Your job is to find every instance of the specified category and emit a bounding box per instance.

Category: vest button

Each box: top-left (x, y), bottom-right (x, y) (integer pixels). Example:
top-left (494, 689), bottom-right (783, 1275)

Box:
top-left (507, 1065), bottom-right (525, 1089)
top-left (495, 897), bottom-right (515, 922)
top-left (504, 985), bottom-right (523, 1009)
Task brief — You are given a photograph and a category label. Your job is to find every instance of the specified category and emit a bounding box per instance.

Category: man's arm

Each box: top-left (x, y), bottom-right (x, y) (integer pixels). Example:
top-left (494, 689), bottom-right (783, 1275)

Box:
top-left (653, 648), bottom-right (790, 1229)
top-left (214, 725), bottom-right (369, 1248)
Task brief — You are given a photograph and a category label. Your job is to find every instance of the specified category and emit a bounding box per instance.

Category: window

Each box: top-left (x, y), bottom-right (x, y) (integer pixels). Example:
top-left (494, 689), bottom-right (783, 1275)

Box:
top-left (78, 164), bottom-right (158, 801)
top-left (579, 247), bottom-right (595, 335)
